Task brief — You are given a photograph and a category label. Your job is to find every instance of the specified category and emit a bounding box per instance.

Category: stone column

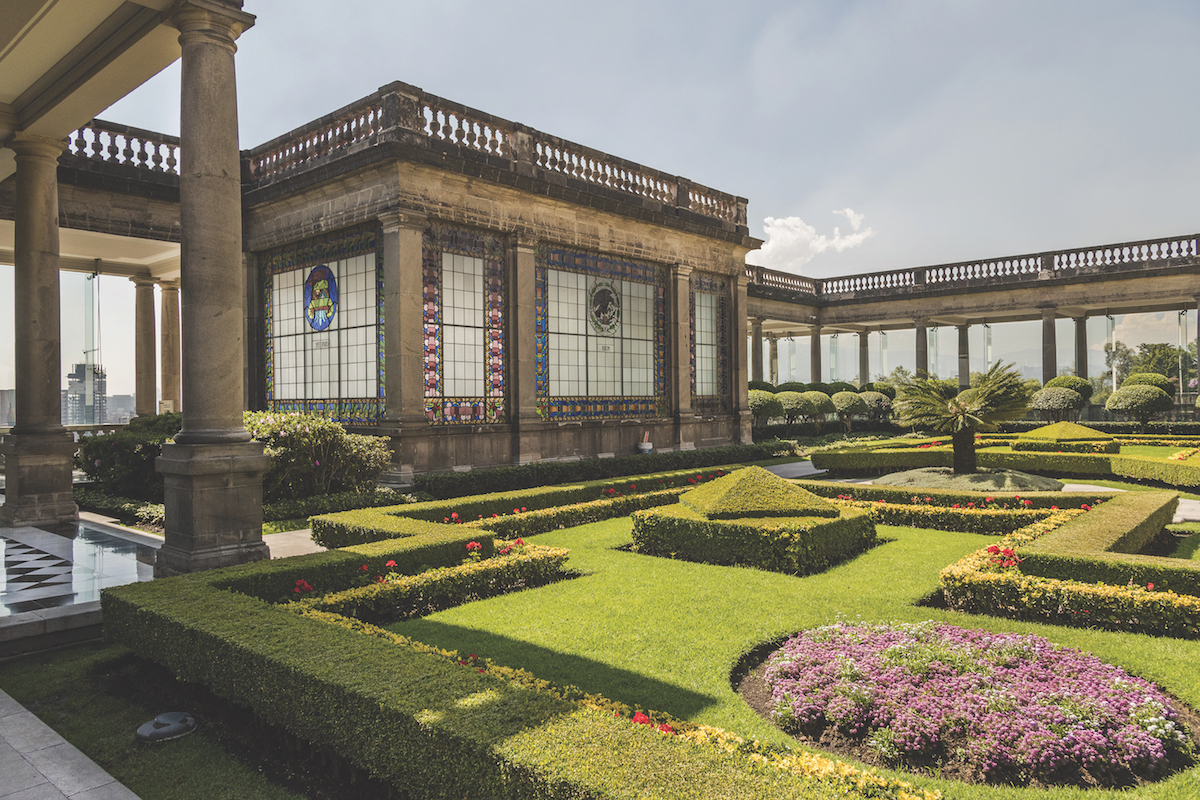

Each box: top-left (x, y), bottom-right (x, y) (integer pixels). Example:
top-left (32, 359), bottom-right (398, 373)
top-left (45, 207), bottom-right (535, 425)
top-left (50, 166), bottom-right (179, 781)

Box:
top-left (1040, 305), bottom-right (1058, 384)
top-left (809, 324), bottom-right (822, 383)
top-left (155, 2), bottom-right (268, 575)
top-left (670, 264), bottom-right (696, 450)
top-left (730, 274), bottom-right (752, 443)
top-left (768, 335), bottom-right (779, 385)
top-left (131, 277), bottom-right (157, 416)
top-left (0, 133), bottom-right (78, 526)
top-left (857, 331), bottom-right (869, 386)
top-left (1073, 316), bottom-right (1088, 379)
top-left (957, 324), bottom-right (970, 391)
top-left (914, 318), bottom-right (928, 376)
top-left (159, 280), bottom-right (181, 412)
top-left (378, 211), bottom-right (429, 478)
top-left (512, 236), bottom-right (544, 461)
top-left (750, 317), bottom-right (764, 383)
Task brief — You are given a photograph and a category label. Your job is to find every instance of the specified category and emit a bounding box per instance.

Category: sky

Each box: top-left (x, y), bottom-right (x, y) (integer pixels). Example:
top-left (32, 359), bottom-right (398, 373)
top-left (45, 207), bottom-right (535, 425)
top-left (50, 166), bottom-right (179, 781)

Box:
top-left (2, 0), bottom-right (1198, 395)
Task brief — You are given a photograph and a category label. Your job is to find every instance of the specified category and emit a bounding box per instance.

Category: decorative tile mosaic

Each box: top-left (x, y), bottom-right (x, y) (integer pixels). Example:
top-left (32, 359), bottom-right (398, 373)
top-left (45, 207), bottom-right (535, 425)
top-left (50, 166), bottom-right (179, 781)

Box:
top-left (262, 224), bottom-right (384, 425)
top-left (422, 225), bottom-right (506, 425)
top-left (534, 245), bottom-right (667, 420)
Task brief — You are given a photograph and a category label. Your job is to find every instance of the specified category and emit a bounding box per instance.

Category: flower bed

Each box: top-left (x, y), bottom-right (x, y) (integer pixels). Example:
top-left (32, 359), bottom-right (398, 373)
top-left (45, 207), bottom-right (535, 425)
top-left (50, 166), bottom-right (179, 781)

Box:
top-left (763, 621), bottom-right (1194, 787)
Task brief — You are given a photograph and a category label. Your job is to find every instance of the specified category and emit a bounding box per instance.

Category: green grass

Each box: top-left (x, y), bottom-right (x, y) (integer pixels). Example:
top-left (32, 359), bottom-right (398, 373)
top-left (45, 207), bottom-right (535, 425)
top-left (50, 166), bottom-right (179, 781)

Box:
top-left (262, 517), bottom-right (310, 534)
top-left (1055, 477), bottom-right (1200, 501)
top-left (0, 643), bottom-right (303, 800)
top-left (1121, 445), bottom-right (1191, 458)
top-left (389, 517), bottom-right (1200, 800)
top-left (1168, 522), bottom-right (1200, 560)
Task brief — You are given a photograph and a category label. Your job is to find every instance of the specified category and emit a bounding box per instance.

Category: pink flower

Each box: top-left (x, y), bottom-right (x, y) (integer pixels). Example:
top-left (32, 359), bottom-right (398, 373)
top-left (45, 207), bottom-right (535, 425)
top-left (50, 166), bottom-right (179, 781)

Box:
top-left (385, 560), bottom-right (397, 567)
top-left (314, 460), bottom-right (320, 466)
top-left (632, 712), bottom-right (650, 725)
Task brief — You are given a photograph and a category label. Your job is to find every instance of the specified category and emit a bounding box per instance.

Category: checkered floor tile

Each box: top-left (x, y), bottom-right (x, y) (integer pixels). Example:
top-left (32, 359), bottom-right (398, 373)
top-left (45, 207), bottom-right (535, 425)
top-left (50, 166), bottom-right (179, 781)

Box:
top-left (3, 540), bottom-right (74, 592)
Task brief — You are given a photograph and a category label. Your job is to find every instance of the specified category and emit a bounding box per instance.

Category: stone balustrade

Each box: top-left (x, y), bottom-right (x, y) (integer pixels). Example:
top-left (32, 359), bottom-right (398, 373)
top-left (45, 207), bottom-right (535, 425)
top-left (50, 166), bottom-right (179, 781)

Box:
top-left (64, 120), bottom-right (180, 174)
top-left (749, 233), bottom-right (1200, 300)
top-left (242, 82), bottom-right (748, 228)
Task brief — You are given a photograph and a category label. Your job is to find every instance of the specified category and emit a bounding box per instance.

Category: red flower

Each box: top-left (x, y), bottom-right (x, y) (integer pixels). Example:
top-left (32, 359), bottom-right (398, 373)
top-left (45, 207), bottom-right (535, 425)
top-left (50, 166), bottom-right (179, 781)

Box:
top-left (1147, 582), bottom-right (1155, 591)
top-left (1050, 505), bottom-right (1059, 510)
top-left (629, 484), bottom-right (636, 490)
top-left (1081, 504), bottom-right (1091, 511)
top-left (658, 723), bottom-right (673, 734)
top-left (924, 497), bottom-right (933, 503)
top-left (500, 546), bottom-right (512, 555)
top-left (521, 507), bottom-right (527, 512)
top-left (466, 541), bottom-right (482, 551)
top-left (514, 508), bottom-right (520, 514)
top-left (632, 712), bottom-right (650, 725)
top-left (986, 545), bottom-right (1001, 555)
top-left (359, 564), bottom-right (368, 572)
top-left (985, 497), bottom-right (994, 503)
top-left (451, 512), bottom-right (459, 520)
top-left (951, 504), bottom-right (960, 509)
top-left (514, 539), bottom-right (524, 546)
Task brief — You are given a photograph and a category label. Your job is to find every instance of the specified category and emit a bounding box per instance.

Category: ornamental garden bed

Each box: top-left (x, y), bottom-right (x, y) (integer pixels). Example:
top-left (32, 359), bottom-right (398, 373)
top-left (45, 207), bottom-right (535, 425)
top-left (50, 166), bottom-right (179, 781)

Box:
top-left (98, 460), bottom-right (1200, 800)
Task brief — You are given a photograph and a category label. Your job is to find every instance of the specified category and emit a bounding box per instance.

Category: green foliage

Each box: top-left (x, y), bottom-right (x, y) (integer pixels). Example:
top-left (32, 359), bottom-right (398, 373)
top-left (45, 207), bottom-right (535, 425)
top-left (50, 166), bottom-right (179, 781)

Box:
top-left (245, 411), bottom-right (391, 501)
top-left (1106, 385), bottom-right (1175, 427)
top-left (831, 391), bottom-right (867, 431)
top-left (1123, 372), bottom-right (1175, 393)
top-left (410, 442), bottom-right (790, 499)
top-left (77, 428), bottom-right (171, 501)
top-left (1044, 375), bottom-right (1094, 403)
top-left (631, 503), bottom-right (875, 576)
top-left (774, 381), bottom-right (807, 393)
top-left (895, 362), bottom-right (1029, 435)
top-left (679, 466), bottom-right (839, 520)
top-left (827, 381), bottom-right (857, 394)
top-left (1021, 421), bottom-right (1111, 441)
top-left (747, 389), bottom-right (783, 426)
top-left (747, 380), bottom-right (775, 392)
top-left (1011, 439), bottom-right (1121, 454)
top-left (858, 391), bottom-right (892, 424)
top-left (73, 487), bottom-right (164, 526)
top-left (1030, 387), bottom-right (1083, 422)
top-left (805, 381), bottom-right (831, 395)
top-left (262, 488), bottom-right (413, 522)
top-left (863, 381), bottom-right (897, 400)
top-left (126, 411), bottom-right (183, 436)
top-left (774, 391), bottom-right (807, 426)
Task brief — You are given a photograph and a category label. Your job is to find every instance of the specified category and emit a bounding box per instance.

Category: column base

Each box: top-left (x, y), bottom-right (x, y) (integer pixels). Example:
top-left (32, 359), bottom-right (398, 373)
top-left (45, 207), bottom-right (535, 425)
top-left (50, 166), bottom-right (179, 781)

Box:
top-left (154, 440), bottom-right (271, 577)
top-left (0, 432), bottom-right (79, 527)
top-left (736, 411), bottom-right (754, 445)
top-left (674, 415), bottom-right (698, 451)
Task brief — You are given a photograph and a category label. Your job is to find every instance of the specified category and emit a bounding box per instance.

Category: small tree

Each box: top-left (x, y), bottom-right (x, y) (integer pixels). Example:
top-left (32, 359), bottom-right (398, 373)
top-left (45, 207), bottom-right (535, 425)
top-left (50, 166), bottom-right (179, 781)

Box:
top-left (800, 390), bottom-right (835, 433)
top-left (748, 389), bottom-right (782, 430)
top-left (894, 361), bottom-right (1030, 474)
top-left (859, 390), bottom-right (892, 426)
top-left (1045, 375), bottom-right (1094, 405)
top-left (1105, 385), bottom-right (1174, 429)
top-left (1122, 372), bottom-right (1175, 395)
top-left (776, 390), bottom-right (807, 433)
top-left (1030, 387), bottom-right (1084, 423)
top-left (831, 391), bottom-right (867, 432)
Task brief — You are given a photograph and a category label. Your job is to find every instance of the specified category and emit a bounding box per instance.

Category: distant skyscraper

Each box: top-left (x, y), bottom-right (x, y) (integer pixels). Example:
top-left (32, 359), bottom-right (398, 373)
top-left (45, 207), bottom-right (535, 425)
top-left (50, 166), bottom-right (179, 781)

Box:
top-left (64, 363), bottom-right (107, 425)
top-left (0, 389), bottom-right (14, 427)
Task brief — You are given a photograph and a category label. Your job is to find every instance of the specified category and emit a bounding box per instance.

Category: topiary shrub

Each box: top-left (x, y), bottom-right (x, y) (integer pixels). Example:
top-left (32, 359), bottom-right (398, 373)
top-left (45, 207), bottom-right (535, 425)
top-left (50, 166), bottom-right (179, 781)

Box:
top-left (748, 380), bottom-right (775, 392)
top-left (870, 382), bottom-right (897, 400)
top-left (859, 391), bottom-right (892, 425)
top-left (774, 391), bottom-right (808, 431)
top-left (774, 381), bottom-right (807, 393)
top-left (1105, 385), bottom-right (1175, 429)
top-left (806, 381), bottom-right (831, 395)
top-left (747, 389), bottom-right (783, 429)
top-left (244, 412), bottom-right (391, 502)
top-left (827, 381), bottom-right (857, 394)
top-left (831, 391), bottom-right (867, 432)
top-left (1045, 375), bottom-right (1094, 404)
top-left (1030, 387), bottom-right (1084, 423)
top-left (1122, 373), bottom-right (1174, 394)
top-left (799, 390), bottom-right (834, 433)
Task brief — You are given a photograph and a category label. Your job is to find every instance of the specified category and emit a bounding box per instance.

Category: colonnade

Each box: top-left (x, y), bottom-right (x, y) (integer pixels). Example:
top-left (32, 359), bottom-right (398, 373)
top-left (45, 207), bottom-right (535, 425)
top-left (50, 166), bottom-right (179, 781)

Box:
top-left (1, 0), bottom-right (265, 576)
top-left (751, 306), bottom-right (1200, 389)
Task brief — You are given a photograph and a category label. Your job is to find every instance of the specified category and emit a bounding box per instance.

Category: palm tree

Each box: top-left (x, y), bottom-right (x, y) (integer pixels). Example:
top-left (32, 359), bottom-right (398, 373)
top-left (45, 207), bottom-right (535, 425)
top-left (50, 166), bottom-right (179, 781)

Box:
top-left (894, 361), bottom-right (1031, 474)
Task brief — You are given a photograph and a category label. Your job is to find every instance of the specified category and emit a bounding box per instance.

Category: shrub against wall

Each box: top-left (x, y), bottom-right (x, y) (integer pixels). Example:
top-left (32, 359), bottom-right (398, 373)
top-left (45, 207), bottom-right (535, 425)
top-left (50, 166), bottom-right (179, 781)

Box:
top-left (77, 413), bottom-right (183, 501)
top-left (747, 389), bottom-right (783, 428)
top-left (245, 412), bottom-right (391, 501)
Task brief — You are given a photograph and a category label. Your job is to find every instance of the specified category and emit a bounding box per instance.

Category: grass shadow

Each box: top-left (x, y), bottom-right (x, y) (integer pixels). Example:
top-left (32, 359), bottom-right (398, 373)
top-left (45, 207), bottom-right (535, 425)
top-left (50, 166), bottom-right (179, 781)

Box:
top-left (391, 617), bottom-right (718, 719)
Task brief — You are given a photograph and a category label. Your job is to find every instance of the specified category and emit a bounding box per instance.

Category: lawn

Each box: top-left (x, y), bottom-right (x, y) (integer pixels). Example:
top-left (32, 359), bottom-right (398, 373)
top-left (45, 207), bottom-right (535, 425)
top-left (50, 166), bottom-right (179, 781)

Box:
top-left (391, 516), bottom-right (1200, 800)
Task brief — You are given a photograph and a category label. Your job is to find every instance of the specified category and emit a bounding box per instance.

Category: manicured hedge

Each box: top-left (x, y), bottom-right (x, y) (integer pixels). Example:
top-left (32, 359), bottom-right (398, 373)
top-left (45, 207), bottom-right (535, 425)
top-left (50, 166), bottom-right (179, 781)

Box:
top-left (793, 479), bottom-right (1113, 510)
top-left (412, 442), bottom-right (791, 499)
top-left (998, 420), bottom-right (1200, 435)
top-left (939, 495), bottom-right (1200, 638)
top-left (1011, 439), bottom-right (1121, 453)
top-left (103, 539), bottom-right (932, 799)
top-left (631, 503), bottom-right (875, 576)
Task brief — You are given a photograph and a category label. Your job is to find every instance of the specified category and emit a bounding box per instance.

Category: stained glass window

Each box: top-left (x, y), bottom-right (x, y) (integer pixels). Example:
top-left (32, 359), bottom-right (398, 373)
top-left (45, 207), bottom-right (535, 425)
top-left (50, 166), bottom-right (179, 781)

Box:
top-left (422, 226), bottom-right (505, 424)
top-left (690, 273), bottom-right (730, 414)
top-left (535, 246), bottom-right (667, 420)
top-left (263, 225), bottom-right (383, 426)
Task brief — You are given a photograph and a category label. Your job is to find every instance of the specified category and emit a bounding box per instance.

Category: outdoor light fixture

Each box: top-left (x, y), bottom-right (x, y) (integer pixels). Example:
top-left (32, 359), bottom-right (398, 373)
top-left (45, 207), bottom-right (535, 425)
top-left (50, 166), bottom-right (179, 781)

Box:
top-left (136, 711), bottom-right (197, 742)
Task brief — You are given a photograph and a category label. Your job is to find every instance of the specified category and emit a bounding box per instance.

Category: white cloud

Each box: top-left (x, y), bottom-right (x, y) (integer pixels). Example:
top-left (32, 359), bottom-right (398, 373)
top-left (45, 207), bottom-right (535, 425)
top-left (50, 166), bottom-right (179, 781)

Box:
top-left (1088, 311), bottom-right (1193, 351)
top-left (746, 209), bottom-right (875, 273)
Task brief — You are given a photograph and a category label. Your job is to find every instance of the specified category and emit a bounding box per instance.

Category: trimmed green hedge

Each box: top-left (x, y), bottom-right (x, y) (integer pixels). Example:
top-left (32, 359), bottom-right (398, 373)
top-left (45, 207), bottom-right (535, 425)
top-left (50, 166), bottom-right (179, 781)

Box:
top-left (412, 442), bottom-right (791, 499)
top-left (1011, 439), bottom-right (1121, 453)
top-left (630, 503), bottom-right (875, 576)
top-left (793, 479), bottom-right (1112, 510)
top-left (680, 466), bottom-right (839, 519)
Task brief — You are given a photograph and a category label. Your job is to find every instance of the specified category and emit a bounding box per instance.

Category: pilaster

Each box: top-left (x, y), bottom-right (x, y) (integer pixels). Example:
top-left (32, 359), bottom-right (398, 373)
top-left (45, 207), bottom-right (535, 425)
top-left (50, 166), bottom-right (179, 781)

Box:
top-left (512, 235), bottom-right (543, 463)
top-left (670, 264), bottom-right (696, 451)
top-left (730, 273), bottom-right (752, 443)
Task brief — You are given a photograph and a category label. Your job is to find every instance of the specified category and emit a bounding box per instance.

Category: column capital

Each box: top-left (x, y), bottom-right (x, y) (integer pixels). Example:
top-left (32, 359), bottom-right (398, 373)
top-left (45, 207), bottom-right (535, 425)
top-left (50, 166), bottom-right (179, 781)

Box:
top-left (378, 209), bottom-right (427, 234)
top-left (5, 131), bottom-right (66, 160)
top-left (671, 263), bottom-right (694, 279)
top-left (129, 275), bottom-right (157, 288)
top-left (158, 278), bottom-right (181, 291)
top-left (172, 1), bottom-right (255, 45)
top-left (512, 233), bottom-right (539, 252)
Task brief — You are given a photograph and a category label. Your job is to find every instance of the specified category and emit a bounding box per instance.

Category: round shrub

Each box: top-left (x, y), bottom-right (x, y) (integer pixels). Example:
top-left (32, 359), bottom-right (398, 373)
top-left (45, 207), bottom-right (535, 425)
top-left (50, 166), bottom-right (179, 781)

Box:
top-left (1123, 372), bottom-right (1175, 394)
top-left (1105, 384), bottom-right (1175, 427)
top-left (1044, 375), bottom-right (1094, 404)
top-left (1030, 387), bottom-right (1084, 423)
top-left (775, 391), bottom-right (809, 427)
top-left (78, 425), bottom-right (175, 501)
top-left (866, 381), bottom-right (897, 400)
top-left (775, 381), bottom-right (807, 393)
top-left (747, 389), bottom-right (783, 427)
top-left (831, 390), bottom-right (867, 431)
top-left (748, 380), bottom-right (775, 392)
top-left (800, 390), bottom-right (835, 416)
top-left (806, 381), bottom-right (831, 395)
top-left (244, 412), bottom-right (391, 501)
top-left (828, 381), bottom-right (857, 394)
top-left (859, 390), bottom-right (892, 422)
